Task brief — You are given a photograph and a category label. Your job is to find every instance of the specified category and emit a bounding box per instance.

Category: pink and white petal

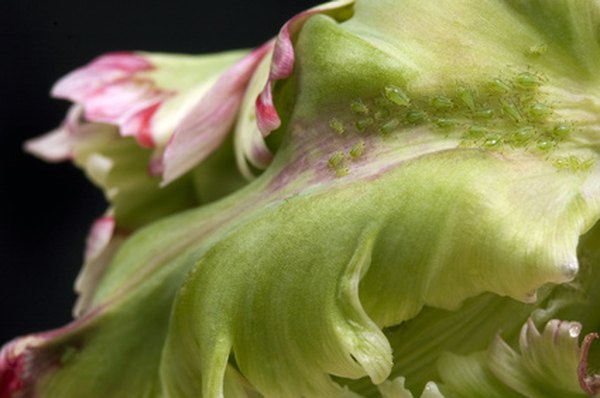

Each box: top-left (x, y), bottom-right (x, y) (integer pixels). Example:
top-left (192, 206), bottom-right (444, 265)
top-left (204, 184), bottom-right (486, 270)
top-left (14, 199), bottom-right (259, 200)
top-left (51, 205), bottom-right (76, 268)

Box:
top-left (161, 43), bottom-right (272, 185)
top-left (73, 216), bottom-right (126, 317)
top-left (52, 52), bottom-right (153, 102)
top-left (23, 127), bottom-right (73, 162)
top-left (51, 52), bottom-right (170, 149)
top-left (234, 46), bottom-right (275, 179)
top-left (255, 0), bottom-right (355, 135)
top-left (24, 106), bottom-right (85, 162)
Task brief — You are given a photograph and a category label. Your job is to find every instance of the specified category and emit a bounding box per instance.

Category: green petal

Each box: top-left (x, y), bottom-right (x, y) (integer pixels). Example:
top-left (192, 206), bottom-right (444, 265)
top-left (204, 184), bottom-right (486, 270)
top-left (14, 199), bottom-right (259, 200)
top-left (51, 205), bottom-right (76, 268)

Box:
top-left (434, 318), bottom-right (599, 398)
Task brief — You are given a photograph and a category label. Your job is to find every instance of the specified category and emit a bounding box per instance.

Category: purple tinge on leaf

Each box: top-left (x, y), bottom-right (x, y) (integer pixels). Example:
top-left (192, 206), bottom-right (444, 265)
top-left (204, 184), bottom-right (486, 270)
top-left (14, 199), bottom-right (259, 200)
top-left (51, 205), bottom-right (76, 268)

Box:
top-left (255, 0), bottom-right (354, 136)
top-left (52, 52), bottom-right (169, 148)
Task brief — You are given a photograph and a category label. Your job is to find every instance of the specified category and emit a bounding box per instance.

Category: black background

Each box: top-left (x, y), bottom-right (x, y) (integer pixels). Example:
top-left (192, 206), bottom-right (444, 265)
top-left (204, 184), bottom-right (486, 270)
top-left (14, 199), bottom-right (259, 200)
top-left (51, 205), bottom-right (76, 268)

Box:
top-left (1, 0), bottom-right (317, 344)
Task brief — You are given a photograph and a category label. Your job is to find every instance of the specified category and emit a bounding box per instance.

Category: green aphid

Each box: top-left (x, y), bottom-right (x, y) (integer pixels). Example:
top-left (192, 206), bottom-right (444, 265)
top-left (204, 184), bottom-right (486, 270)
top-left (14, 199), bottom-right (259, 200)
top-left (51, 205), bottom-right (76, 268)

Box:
top-left (355, 117), bottom-right (374, 131)
top-left (457, 87), bottom-right (476, 110)
top-left (431, 96), bottom-right (454, 110)
top-left (328, 118), bottom-right (345, 135)
top-left (552, 122), bottom-right (571, 139)
top-left (500, 99), bottom-right (522, 123)
top-left (465, 125), bottom-right (487, 138)
top-left (526, 43), bottom-right (548, 56)
top-left (374, 108), bottom-right (391, 121)
top-left (328, 151), bottom-right (345, 168)
top-left (528, 103), bottom-right (553, 119)
top-left (514, 72), bottom-right (543, 90)
top-left (350, 99), bottom-right (369, 114)
top-left (483, 135), bottom-right (503, 149)
top-left (383, 84), bottom-right (411, 107)
top-left (349, 140), bottom-right (365, 159)
top-left (435, 118), bottom-right (458, 128)
top-left (335, 167), bottom-right (350, 177)
top-left (510, 126), bottom-right (535, 146)
top-left (474, 108), bottom-right (495, 119)
top-left (536, 137), bottom-right (556, 151)
top-left (487, 78), bottom-right (511, 94)
top-left (379, 118), bottom-right (400, 135)
top-left (406, 110), bottom-right (427, 124)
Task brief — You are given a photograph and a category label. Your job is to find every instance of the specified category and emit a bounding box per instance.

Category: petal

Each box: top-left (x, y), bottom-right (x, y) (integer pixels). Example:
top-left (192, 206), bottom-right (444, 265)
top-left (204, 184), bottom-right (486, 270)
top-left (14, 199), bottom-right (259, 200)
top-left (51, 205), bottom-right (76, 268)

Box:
top-left (23, 105), bottom-right (83, 162)
top-left (72, 215), bottom-right (127, 317)
top-left (255, 0), bottom-right (355, 135)
top-left (51, 50), bottom-right (248, 150)
top-left (160, 43), bottom-right (272, 185)
top-left (233, 45), bottom-right (274, 179)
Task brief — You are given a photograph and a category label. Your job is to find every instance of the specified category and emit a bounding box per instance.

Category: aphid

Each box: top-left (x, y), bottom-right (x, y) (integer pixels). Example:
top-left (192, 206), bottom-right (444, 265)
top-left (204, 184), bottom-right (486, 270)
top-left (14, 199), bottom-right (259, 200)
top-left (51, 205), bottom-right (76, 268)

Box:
top-left (383, 84), bottom-right (411, 106)
top-left (379, 118), bottom-right (400, 135)
top-left (329, 118), bottom-right (345, 135)
top-left (350, 99), bottom-right (369, 114)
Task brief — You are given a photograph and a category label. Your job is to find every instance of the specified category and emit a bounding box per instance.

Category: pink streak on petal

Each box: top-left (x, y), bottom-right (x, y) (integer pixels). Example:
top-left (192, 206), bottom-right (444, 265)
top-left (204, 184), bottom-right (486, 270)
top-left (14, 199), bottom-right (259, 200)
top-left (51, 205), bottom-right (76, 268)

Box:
top-left (578, 332), bottom-right (600, 396)
top-left (255, 81), bottom-right (280, 137)
top-left (121, 101), bottom-right (163, 148)
top-left (52, 52), bottom-right (168, 149)
top-left (161, 43), bottom-right (272, 185)
top-left (255, 0), bottom-right (354, 136)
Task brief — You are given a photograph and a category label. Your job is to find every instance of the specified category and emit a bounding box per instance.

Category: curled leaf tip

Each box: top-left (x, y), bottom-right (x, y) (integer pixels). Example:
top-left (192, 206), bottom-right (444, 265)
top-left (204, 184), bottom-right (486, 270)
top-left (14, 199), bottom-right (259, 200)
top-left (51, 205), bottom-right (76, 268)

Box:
top-left (579, 332), bottom-right (600, 396)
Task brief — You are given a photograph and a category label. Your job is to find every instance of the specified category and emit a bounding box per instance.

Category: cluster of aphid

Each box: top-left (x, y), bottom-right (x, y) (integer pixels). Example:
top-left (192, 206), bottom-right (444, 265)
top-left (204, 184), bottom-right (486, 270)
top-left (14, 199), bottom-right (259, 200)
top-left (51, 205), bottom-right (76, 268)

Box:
top-left (327, 69), bottom-right (595, 176)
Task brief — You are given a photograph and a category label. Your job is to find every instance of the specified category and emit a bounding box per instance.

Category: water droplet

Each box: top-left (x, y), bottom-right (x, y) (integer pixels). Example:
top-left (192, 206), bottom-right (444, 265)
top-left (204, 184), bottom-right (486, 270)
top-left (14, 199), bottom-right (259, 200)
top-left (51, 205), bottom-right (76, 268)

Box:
top-left (383, 84), bottom-right (410, 107)
top-left (355, 117), bottom-right (374, 131)
top-left (329, 118), bottom-right (345, 135)
top-left (379, 118), bottom-right (400, 135)
top-left (514, 72), bottom-right (543, 90)
top-left (431, 96), bottom-right (454, 110)
top-left (349, 140), bottom-right (365, 159)
top-left (569, 324), bottom-right (581, 338)
top-left (488, 79), bottom-right (511, 94)
top-left (406, 110), bottom-right (426, 124)
top-left (328, 151), bottom-right (345, 168)
top-left (350, 99), bottom-right (369, 115)
top-left (552, 122), bottom-right (571, 138)
top-left (474, 109), bottom-right (494, 119)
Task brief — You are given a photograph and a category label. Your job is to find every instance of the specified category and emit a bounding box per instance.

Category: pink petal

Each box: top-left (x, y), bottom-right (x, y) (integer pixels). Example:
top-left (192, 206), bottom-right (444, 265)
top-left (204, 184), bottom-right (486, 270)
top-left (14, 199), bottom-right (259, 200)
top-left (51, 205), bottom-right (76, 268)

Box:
top-left (161, 43), bottom-right (272, 185)
top-left (23, 105), bottom-right (84, 162)
top-left (255, 0), bottom-right (355, 136)
top-left (51, 52), bottom-right (169, 148)
top-left (23, 127), bottom-right (73, 162)
top-left (74, 216), bottom-right (125, 317)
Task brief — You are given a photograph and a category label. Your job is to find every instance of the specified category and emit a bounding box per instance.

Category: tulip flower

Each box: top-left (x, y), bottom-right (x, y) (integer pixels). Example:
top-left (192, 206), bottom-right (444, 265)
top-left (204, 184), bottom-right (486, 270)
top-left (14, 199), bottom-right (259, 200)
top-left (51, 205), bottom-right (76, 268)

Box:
top-left (4, 0), bottom-right (600, 397)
